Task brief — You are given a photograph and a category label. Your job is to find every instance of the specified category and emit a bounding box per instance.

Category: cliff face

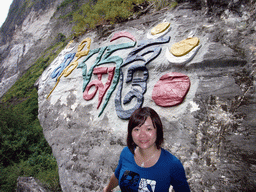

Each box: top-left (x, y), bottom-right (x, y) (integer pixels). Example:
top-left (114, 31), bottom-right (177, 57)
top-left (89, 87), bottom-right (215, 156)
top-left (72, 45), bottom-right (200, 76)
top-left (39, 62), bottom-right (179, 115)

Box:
top-left (1, 0), bottom-right (256, 191)
top-left (0, 0), bottom-right (75, 98)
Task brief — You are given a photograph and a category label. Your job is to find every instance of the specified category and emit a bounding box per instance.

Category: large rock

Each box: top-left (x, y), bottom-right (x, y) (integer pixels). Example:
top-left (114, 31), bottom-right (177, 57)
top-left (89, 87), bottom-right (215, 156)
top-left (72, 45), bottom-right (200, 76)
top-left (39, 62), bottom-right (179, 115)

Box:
top-left (37, 3), bottom-right (256, 192)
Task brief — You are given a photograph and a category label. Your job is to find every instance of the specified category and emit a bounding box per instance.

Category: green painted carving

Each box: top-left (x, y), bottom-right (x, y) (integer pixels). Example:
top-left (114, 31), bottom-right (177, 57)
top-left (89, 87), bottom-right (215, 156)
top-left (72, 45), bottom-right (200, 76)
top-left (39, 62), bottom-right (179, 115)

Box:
top-left (77, 48), bottom-right (101, 92)
top-left (103, 42), bottom-right (136, 60)
top-left (97, 42), bottom-right (136, 116)
top-left (97, 56), bottom-right (123, 117)
top-left (78, 42), bottom-right (136, 116)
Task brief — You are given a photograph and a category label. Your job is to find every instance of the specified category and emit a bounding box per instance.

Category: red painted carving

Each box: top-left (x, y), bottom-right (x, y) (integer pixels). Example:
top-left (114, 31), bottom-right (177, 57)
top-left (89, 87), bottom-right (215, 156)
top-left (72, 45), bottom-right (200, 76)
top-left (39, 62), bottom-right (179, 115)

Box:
top-left (110, 31), bottom-right (136, 42)
top-left (152, 72), bottom-right (190, 107)
top-left (83, 67), bottom-right (115, 109)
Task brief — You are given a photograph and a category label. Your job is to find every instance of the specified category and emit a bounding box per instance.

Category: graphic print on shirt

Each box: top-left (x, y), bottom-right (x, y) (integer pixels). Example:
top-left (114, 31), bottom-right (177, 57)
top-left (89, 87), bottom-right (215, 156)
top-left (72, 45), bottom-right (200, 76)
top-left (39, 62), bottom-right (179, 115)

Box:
top-left (120, 170), bottom-right (156, 192)
top-left (139, 178), bottom-right (156, 192)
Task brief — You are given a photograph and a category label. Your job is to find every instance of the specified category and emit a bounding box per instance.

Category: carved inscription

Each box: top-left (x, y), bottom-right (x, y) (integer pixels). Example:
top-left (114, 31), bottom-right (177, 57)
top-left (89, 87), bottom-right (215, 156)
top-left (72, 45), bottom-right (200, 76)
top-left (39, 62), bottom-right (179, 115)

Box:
top-left (45, 28), bottom-right (199, 119)
top-left (115, 36), bottom-right (170, 119)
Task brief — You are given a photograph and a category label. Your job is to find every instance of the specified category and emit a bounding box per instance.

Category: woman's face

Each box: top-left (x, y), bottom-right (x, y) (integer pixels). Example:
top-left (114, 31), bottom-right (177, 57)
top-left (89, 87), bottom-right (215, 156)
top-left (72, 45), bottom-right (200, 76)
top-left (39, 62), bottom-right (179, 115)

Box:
top-left (131, 116), bottom-right (157, 150)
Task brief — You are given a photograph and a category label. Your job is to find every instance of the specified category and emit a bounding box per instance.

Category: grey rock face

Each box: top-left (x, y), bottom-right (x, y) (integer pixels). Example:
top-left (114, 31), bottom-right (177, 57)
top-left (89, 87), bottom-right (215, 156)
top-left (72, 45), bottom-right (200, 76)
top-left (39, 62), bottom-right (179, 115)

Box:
top-left (0, 5), bottom-right (55, 97)
top-left (0, 0), bottom-right (74, 98)
top-left (37, 3), bottom-right (256, 192)
top-left (16, 177), bottom-right (48, 192)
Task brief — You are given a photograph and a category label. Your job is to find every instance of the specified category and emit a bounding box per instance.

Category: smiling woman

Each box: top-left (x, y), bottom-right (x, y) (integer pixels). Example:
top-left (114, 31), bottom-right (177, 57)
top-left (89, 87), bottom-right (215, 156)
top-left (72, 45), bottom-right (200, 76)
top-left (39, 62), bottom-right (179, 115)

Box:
top-left (103, 107), bottom-right (190, 192)
top-left (0, 0), bottom-right (13, 27)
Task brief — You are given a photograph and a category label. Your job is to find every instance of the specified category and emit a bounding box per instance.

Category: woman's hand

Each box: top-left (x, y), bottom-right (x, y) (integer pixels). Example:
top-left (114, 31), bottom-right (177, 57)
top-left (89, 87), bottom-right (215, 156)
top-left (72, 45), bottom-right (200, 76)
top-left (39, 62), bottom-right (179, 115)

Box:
top-left (103, 173), bottom-right (118, 192)
top-left (103, 186), bottom-right (112, 192)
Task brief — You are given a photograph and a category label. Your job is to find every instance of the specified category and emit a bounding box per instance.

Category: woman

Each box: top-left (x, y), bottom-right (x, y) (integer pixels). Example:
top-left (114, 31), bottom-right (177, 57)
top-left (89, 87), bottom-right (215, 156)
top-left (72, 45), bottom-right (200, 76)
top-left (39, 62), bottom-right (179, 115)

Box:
top-left (103, 107), bottom-right (190, 192)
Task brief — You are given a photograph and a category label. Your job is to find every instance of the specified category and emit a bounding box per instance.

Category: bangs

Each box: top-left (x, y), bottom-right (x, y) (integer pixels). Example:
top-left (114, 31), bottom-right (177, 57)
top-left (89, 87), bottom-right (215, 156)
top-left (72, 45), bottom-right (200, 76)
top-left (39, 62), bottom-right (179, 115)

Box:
top-left (132, 115), bottom-right (147, 128)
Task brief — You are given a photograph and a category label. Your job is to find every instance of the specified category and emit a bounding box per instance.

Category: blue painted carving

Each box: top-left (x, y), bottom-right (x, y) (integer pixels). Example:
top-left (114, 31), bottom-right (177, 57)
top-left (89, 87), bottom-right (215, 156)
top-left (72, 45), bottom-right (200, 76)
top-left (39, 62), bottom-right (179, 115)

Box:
top-left (123, 73), bottom-right (147, 105)
top-left (126, 64), bottom-right (148, 83)
top-left (115, 70), bottom-right (144, 119)
top-left (115, 36), bottom-right (170, 119)
top-left (121, 36), bottom-right (170, 68)
top-left (125, 46), bottom-right (161, 83)
top-left (51, 53), bottom-right (76, 80)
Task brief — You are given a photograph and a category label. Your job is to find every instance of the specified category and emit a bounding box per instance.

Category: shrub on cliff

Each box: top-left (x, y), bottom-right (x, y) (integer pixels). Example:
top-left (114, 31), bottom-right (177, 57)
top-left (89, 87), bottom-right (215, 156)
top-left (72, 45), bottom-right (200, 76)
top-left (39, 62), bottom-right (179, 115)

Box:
top-left (0, 104), bottom-right (61, 191)
top-left (0, 40), bottom-right (67, 192)
top-left (72, 0), bottom-right (145, 34)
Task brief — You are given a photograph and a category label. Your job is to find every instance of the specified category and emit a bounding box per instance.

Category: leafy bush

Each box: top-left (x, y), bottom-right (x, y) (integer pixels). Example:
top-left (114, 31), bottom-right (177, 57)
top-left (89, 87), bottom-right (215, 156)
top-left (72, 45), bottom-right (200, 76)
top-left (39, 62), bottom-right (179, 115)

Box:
top-left (150, 0), bottom-right (178, 11)
top-left (58, 0), bottom-right (176, 36)
top-left (57, 33), bottom-right (67, 42)
top-left (0, 38), bottom-right (68, 192)
top-left (0, 104), bottom-right (61, 191)
top-left (0, 157), bottom-right (61, 191)
top-left (72, 0), bottom-right (145, 34)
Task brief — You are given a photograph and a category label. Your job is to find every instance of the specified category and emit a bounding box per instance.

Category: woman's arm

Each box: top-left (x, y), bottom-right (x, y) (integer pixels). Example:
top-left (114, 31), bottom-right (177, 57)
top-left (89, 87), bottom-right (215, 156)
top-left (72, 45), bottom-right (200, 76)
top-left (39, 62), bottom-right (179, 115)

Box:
top-left (171, 159), bottom-right (190, 192)
top-left (103, 173), bottom-right (119, 192)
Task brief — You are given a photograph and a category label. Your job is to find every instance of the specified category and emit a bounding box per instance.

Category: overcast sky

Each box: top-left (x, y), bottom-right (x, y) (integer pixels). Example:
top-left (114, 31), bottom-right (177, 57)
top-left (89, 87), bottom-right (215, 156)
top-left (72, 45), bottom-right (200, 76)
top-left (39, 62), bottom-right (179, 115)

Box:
top-left (0, 0), bottom-right (13, 27)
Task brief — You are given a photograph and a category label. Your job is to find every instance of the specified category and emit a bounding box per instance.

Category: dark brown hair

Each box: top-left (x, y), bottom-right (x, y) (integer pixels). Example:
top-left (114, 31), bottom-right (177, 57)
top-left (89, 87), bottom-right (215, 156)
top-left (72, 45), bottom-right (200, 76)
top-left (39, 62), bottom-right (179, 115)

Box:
top-left (127, 107), bottom-right (164, 154)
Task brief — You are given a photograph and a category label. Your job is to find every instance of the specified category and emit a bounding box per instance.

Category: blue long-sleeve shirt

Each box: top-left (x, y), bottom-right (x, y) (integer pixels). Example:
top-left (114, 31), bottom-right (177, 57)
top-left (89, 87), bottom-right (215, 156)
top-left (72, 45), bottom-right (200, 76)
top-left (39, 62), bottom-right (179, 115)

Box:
top-left (115, 147), bottom-right (190, 192)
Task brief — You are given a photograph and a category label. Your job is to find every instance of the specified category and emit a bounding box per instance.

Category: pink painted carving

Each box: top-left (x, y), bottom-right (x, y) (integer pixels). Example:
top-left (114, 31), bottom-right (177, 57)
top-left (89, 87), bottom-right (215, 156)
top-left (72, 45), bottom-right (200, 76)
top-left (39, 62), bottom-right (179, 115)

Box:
top-left (152, 72), bottom-right (190, 107)
top-left (110, 31), bottom-right (136, 42)
top-left (83, 67), bottom-right (115, 109)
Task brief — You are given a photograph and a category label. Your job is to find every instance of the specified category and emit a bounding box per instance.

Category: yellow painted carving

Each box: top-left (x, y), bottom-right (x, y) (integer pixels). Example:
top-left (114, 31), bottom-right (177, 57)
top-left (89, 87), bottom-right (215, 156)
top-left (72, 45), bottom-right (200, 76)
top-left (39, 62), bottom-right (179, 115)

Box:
top-left (66, 40), bottom-right (74, 48)
top-left (170, 37), bottom-right (200, 57)
top-left (75, 38), bottom-right (91, 60)
top-left (47, 74), bottom-right (62, 99)
top-left (47, 38), bottom-right (91, 99)
top-left (151, 22), bottom-right (170, 35)
top-left (62, 60), bottom-right (79, 77)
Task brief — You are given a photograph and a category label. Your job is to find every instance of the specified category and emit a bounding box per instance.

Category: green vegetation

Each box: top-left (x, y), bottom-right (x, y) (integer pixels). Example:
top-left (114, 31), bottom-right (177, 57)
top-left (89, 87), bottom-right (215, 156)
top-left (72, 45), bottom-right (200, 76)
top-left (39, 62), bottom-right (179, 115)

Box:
top-left (55, 0), bottom-right (179, 36)
top-left (58, 0), bottom-right (79, 9)
top-left (25, 0), bottom-right (36, 8)
top-left (150, 0), bottom-right (178, 11)
top-left (57, 0), bottom-right (178, 36)
top-left (0, 106), bottom-right (61, 191)
top-left (72, 0), bottom-right (145, 34)
top-left (0, 40), bottom-right (68, 191)
top-left (57, 0), bottom-right (80, 20)
top-left (56, 0), bottom-right (147, 35)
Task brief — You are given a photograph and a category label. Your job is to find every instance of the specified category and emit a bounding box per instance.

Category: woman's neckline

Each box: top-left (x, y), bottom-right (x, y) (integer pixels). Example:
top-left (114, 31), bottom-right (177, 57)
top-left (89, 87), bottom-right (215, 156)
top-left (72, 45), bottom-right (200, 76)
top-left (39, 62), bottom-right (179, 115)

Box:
top-left (133, 147), bottom-right (162, 169)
